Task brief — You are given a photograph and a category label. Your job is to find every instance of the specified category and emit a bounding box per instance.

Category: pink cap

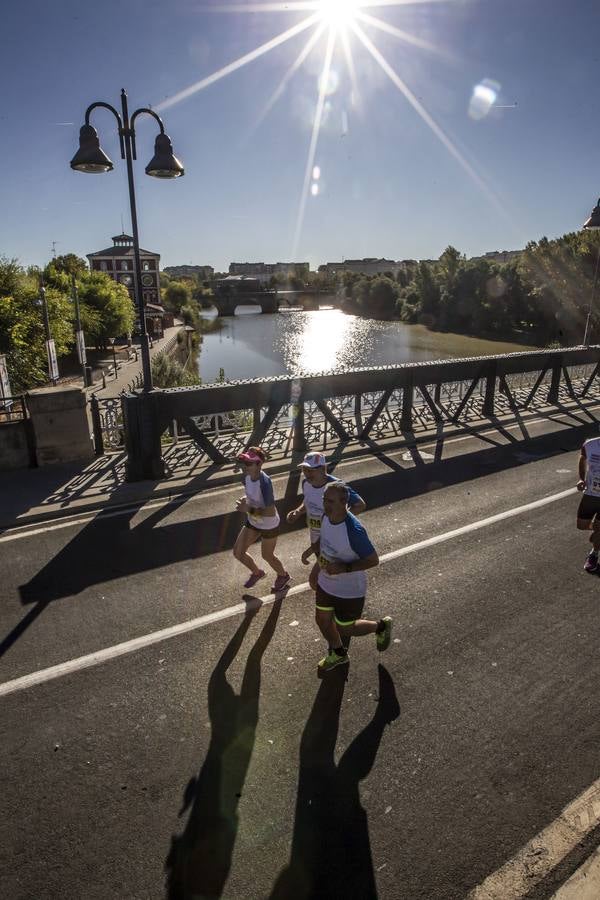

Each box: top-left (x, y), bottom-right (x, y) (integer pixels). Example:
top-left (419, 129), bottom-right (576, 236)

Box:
top-left (238, 450), bottom-right (263, 464)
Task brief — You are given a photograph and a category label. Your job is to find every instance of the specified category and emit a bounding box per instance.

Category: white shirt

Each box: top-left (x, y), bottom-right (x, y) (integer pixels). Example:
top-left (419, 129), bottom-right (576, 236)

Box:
top-left (317, 512), bottom-right (375, 599)
top-left (245, 473), bottom-right (280, 530)
top-left (584, 437), bottom-right (600, 497)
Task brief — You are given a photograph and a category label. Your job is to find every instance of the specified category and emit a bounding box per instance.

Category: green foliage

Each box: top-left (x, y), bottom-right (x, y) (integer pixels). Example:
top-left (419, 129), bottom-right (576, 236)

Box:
top-left (341, 234), bottom-right (600, 345)
top-left (151, 352), bottom-right (201, 388)
top-left (163, 280), bottom-right (191, 314)
top-left (0, 257), bottom-right (74, 391)
top-left (77, 272), bottom-right (135, 348)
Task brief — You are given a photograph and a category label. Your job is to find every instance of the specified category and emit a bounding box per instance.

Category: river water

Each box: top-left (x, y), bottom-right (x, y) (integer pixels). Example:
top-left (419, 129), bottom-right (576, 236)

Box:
top-left (198, 307), bottom-right (539, 384)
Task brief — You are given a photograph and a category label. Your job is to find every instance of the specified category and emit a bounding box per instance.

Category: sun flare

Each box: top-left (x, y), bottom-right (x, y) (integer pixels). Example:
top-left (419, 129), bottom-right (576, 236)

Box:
top-left (318, 0), bottom-right (360, 28)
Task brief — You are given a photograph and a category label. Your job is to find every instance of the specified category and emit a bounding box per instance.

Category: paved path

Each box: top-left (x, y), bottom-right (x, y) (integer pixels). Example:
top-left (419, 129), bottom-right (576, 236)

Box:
top-left (2, 422), bottom-right (600, 898)
top-left (88, 322), bottom-right (185, 399)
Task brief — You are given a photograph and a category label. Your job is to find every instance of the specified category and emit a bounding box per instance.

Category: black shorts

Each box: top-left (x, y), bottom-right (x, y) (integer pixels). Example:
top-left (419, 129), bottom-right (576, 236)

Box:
top-left (577, 494), bottom-right (600, 521)
top-left (315, 584), bottom-right (365, 626)
top-left (243, 520), bottom-right (280, 540)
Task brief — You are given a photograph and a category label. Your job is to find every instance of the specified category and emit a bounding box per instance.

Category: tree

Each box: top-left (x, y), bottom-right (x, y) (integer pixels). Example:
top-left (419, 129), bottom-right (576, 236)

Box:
top-left (0, 257), bottom-right (74, 391)
top-left (163, 280), bottom-right (191, 314)
top-left (77, 272), bottom-right (135, 348)
top-left (50, 254), bottom-right (88, 278)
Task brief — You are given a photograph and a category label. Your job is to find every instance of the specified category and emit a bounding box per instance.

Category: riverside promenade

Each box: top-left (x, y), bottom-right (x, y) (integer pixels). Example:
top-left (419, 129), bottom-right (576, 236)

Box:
top-left (2, 401), bottom-right (600, 897)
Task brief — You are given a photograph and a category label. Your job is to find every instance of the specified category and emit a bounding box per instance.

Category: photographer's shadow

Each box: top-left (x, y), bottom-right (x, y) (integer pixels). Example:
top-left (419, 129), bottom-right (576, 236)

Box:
top-left (270, 664), bottom-right (400, 900)
top-left (165, 597), bottom-right (282, 899)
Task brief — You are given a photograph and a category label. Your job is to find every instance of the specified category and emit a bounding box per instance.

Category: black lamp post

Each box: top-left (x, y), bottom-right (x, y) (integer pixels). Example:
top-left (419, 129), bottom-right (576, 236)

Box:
top-left (70, 89), bottom-right (184, 392)
top-left (582, 198), bottom-right (600, 346)
top-left (36, 279), bottom-right (59, 385)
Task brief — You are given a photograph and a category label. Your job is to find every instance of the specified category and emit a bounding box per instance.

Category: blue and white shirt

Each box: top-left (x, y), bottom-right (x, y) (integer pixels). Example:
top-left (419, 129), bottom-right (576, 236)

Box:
top-left (303, 474), bottom-right (362, 542)
top-left (244, 471), bottom-right (280, 530)
top-left (317, 512), bottom-right (376, 598)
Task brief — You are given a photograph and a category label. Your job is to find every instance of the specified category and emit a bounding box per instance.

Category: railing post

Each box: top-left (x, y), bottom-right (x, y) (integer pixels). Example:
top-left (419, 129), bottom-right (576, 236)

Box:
top-left (483, 360), bottom-right (497, 417)
top-left (401, 373), bottom-right (414, 431)
top-left (293, 400), bottom-right (307, 454)
top-left (547, 355), bottom-right (562, 404)
top-left (90, 393), bottom-right (104, 456)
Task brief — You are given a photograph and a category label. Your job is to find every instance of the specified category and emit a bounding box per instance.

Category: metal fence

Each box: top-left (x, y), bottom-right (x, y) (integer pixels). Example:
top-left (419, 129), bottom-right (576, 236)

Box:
top-left (114, 346), bottom-right (600, 474)
top-left (0, 395), bottom-right (28, 424)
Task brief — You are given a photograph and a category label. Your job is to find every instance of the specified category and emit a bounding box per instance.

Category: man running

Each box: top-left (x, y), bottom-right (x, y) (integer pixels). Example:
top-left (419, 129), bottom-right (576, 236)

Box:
top-left (577, 435), bottom-right (600, 572)
top-left (312, 481), bottom-right (392, 673)
top-left (286, 452), bottom-right (366, 585)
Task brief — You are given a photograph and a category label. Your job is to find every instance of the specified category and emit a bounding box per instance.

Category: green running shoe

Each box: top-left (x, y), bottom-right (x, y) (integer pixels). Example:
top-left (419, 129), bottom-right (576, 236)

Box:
top-left (317, 650), bottom-right (349, 672)
top-left (376, 617), bottom-right (393, 652)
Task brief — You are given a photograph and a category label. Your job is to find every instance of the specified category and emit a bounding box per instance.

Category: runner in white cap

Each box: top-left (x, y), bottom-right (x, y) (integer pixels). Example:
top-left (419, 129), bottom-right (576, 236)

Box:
top-left (286, 452), bottom-right (365, 589)
top-left (233, 446), bottom-right (291, 592)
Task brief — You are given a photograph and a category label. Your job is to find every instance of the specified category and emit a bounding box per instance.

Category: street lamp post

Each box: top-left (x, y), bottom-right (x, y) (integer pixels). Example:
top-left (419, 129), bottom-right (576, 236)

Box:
top-left (582, 198), bottom-right (600, 346)
top-left (71, 275), bottom-right (89, 387)
top-left (37, 279), bottom-right (59, 385)
top-left (70, 89), bottom-right (184, 391)
top-left (109, 337), bottom-right (118, 379)
top-left (70, 89), bottom-right (184, 480)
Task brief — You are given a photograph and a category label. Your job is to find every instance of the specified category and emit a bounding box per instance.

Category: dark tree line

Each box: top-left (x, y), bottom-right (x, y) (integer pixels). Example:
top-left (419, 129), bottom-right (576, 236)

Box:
top-left (340, 231), bottom-right (600, 346)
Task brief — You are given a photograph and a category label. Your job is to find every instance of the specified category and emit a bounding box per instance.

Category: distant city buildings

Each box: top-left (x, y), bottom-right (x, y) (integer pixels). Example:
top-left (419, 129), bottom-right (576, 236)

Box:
top-left (163, 264), bottom-right (215, 280)
top-left (87, 233), bottom-right (170, 335)
top-left (318, 258), bottom-right (407, 277)
top-left (228, 261), bottom-right (310, 284)
top-left (476, 249), bottom-right (522, 263)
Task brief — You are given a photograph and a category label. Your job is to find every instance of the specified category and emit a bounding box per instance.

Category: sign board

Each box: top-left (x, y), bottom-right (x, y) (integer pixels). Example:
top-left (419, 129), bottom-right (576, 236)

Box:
top-left (0, 354), bottom-right (12, 410)
top-left (46, 339), bottom-right (59, 382)
top-left (76, 330), bottom-right (87, 365)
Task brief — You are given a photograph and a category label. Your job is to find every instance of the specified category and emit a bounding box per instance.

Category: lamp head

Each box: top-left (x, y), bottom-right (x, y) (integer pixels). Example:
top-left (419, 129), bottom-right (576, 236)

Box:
top-left (70, 124), bottom-right (113, 173)
top-left (583, 199), bottom-right (600, 230)
top-left (145, 133), bottom-right (184, 179)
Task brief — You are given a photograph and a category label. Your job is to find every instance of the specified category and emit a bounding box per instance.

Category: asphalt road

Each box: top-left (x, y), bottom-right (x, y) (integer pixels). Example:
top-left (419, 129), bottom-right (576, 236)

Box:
top-left (2, 413), bottom-right (600, 899)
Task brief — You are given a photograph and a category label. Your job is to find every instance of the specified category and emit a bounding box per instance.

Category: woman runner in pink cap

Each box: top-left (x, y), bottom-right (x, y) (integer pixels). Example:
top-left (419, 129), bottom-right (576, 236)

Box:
top-left (233, 446), bottom-right (291, 592)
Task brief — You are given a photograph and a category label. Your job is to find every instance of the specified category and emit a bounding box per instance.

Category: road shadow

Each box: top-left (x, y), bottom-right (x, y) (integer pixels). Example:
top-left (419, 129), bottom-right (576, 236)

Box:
top-left (5, 418), bottom-right (594, 659)
top-left (270, 664), bottom-right (400, 900)
top-left (165, 596), bottom-right (282, 900)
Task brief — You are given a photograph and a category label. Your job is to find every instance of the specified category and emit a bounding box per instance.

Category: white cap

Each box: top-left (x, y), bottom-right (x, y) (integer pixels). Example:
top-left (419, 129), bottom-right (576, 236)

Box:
top-left (298, 452), bottom-right (327, 469)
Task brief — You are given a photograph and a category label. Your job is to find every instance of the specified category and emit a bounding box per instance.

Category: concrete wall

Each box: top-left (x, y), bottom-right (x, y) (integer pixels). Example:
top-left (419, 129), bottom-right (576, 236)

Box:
top-left (0, 421), bottom-right (32, 470)
top-left (27, 387), bottom-right (94, 466)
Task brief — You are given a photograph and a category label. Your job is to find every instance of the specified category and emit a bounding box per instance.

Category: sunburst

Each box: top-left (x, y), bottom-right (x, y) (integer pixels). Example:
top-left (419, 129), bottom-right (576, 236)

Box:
top-left (156, 1), bottom-right (501, 257)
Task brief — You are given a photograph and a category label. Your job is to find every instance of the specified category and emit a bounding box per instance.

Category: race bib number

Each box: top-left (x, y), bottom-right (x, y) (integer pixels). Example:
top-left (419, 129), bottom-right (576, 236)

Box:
top-left (318, 553), bottom-right (329, 570)
top-left (308, 516), bottom-right (321, 530)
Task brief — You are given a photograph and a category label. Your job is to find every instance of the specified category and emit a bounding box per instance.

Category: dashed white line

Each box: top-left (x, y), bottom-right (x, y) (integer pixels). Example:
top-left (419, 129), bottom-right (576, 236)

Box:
top-left (0, 486), bottom-right (575, 699)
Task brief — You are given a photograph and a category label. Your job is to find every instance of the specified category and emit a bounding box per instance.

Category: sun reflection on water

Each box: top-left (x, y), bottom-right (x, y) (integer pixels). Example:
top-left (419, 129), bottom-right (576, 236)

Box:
top-left (278, 308), bottom-right (373, 374)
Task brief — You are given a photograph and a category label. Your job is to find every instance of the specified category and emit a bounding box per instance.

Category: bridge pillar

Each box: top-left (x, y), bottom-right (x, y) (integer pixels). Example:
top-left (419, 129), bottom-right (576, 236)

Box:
top-left (123, 391), bottom-right (165, 481)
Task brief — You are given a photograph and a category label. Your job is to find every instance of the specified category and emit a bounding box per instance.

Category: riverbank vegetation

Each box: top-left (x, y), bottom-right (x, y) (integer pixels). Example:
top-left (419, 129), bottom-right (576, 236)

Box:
top-left (0, 254), bottom-right (134, 391)
top-left (341, 231), bottom-right (600, 346)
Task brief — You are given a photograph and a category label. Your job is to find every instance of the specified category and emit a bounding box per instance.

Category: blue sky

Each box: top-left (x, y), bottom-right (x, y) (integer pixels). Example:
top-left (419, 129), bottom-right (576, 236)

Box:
top-left (1, 0), bottom-right (599, 272)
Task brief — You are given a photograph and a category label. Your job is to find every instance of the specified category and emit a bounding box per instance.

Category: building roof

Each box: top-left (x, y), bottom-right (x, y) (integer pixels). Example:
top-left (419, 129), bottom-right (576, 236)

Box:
top-left (87, 246), bottom-right (159, 258)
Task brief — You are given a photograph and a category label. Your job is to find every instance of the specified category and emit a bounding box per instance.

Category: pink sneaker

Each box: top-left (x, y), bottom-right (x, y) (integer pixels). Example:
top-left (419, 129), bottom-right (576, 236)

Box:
top-left (272, 573), bottom-right (292, 593)
top-left (244, 570), bottom-right (266, 589)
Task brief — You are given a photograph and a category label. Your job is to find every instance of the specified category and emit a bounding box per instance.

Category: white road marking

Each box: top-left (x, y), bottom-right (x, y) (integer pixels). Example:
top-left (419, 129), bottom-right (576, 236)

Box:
top-left (468, 777), bottom-right (600, 899)
top-left (0, 486), bottom-right (576, 699)
top-left (0, 406), bottom-right (588, 542)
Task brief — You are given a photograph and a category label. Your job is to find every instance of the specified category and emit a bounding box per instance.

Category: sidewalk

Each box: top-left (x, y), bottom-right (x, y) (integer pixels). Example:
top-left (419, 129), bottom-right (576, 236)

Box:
top-left (88, 321), bottom-right (185, 399)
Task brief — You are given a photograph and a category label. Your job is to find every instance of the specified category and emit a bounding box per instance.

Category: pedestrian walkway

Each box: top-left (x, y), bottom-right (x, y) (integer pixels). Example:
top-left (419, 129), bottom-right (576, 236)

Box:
top-left (88, 321), bottom-right (184, 399)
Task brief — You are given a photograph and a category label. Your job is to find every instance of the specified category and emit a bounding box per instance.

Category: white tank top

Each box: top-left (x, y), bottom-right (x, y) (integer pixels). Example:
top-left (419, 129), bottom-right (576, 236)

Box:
top-left (584, 437), bottom-right (600, 497)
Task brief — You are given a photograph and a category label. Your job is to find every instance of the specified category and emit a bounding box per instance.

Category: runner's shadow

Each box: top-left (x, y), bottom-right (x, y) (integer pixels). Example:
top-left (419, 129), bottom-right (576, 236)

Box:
top-left (165, 597), bottom-right (282, 900)
top-left (270, 664), bottom-right (400, 900)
